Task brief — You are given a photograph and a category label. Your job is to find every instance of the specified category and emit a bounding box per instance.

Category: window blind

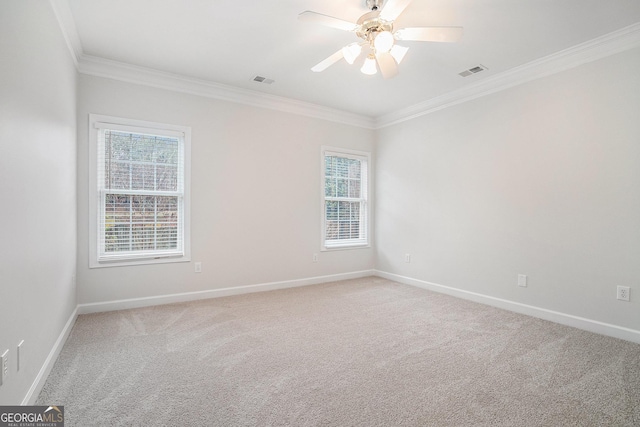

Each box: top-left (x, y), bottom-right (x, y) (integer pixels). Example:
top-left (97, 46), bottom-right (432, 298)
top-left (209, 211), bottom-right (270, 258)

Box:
top-left (323, 151), bottom-right (368, 248)
top-left (96, 125), bottom-right (185, 261)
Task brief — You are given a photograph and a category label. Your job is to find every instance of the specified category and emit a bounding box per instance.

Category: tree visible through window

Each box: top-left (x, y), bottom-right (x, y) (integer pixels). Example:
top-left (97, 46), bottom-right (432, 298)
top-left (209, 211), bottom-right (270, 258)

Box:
top-left (322, 148), bottom-right (369, 248)
top-left (89, 114), bottom-right (190, 267)
top-left (103, 131), bottom-right (180, 253)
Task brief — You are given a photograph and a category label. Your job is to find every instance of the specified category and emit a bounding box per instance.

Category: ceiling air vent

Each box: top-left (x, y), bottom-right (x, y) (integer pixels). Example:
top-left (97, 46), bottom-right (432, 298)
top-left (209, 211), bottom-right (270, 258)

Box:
top-left (252, 75), bottom-right (275, 84)
top-left (458, 64), bottom-right (487, 77)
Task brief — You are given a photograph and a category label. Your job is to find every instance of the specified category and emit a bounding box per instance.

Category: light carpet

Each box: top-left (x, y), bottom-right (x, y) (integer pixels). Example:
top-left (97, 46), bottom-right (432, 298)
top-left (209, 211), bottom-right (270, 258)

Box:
top-left (37, 277), bottom-right (640, 426)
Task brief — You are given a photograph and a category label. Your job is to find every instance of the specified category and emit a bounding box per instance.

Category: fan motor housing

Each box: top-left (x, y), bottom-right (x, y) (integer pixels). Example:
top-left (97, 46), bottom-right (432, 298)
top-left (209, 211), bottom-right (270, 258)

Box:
top-left (356, 12), bottom-right (393, 42)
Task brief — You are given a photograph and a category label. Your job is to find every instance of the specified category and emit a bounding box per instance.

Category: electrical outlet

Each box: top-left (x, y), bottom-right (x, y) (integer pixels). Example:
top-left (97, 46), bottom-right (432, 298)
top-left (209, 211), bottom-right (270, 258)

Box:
top-left (518, 274), bottom-right (527, 287)
top-left (312, 253), bottom-right (318, 263)
top-left (404, 254), bottom-right (411, 263)
top-left (194, 262), bottom-right (202, 273)
top-left (1, 350), bottom-right (8, 386)
top-left (617, 286), bottom-right (630, 301)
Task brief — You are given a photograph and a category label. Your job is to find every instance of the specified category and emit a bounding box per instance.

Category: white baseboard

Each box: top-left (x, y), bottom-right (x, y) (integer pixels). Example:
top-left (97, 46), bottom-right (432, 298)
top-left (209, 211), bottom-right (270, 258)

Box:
top-left (22, 307), bottom-right (78, 405)
top-left (23, 269), bottom-right (639, 407)
top-left (78, 270), bottom-right (376, 314)
top-left (375, 270), bottom-right (640, 345)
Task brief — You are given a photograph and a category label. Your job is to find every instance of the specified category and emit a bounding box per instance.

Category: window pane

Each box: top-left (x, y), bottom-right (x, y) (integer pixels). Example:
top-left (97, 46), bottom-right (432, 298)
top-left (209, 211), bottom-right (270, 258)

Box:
top-left (156, 196), bottom-right (178, 223)
top-left (325, 178), bottom-right (335, 197)
top-left (105, 224), bottom-right (131, 252)
top-left (131, 164), bottom-right (155, 190)
top-left (104, 130), bottom-right (179, 192)
top-left (132, 196), bottom-right (155, 223)
top-left (339, 221), bottom-right (350, 239)
top-left (336, 157), bottom-right (349, 177)
top-left (156, 225), bottom-right (178, 250)
top-left (325, 156), bottom-right (362, 196)
top-left (350, 222), bottom-right (360, 239)
top-left (132, 224), bottom-right (155, 251)
top-left (155, 139), bottom-right (178, 164)
top-left (325, 156), bottom-right (333, 177)
top-left (107, 131), bottom-right (131, 161)
top-left (106, 161), bottom-right (130, 190)
top-left (156, 165), bottom-right (178, 191)
top-left (105, 194), bottom-right (130, 223)
top-left (326, 201), bottom-right (338, 220)
top-left (131, 134), bottom-right (154, 162)
top-left (348, 179), bottom-right (360, 198)
top-left (156, 196), bottom-right (178, 250)
top-left (325, 200), bottom-right (363, 241)
top-left (348, 160), bottom-right (361, 179)
top-left (104, 194), bottom-right (129, 252)
top-left (351, 202), bottom-right (360, 219)
top-left (326, 156), bottom-right (360, 179)
top-left (338, 201), bottom-right (351, 220)
top-left (336, 178), bottom-right (348, 197)
top-left (103, 194), bottom-right (179, 253)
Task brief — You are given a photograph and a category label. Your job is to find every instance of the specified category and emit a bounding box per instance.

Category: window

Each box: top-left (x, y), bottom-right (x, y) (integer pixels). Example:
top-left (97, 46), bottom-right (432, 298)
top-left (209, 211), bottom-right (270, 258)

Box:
top-left (322, 147), bottom-right (370, 249)
top-left (89, 114), bottom-right (190, 267)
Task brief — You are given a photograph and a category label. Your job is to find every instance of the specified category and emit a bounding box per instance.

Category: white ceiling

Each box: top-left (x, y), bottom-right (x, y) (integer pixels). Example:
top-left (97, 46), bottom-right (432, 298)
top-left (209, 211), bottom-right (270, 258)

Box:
top-left (66, 0), bottom-right (640, 119)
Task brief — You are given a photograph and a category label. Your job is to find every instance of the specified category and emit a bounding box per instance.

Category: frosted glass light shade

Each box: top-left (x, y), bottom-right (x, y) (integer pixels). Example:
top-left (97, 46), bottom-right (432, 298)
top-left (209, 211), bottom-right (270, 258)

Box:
top-left (374, 31), bottom-right (394, 53)
top-left (361, 55), bottom-right (377, 75)
top-left (390, 45), bottom-right (409, 64)
top-left (342, 43), bottom-right (362, 65)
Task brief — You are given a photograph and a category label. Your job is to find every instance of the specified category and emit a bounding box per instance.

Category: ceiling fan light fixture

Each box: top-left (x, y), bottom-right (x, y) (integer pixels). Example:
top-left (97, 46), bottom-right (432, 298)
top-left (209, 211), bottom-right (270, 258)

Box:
top-left (390, 44), bottom-right (409, 64)
top-left (299, 0), bottom-right (463, 79)
top-left (342, 43), bottom-right (363, 65)
top-left (360, 54), bottom-right (377, 75)
top-left (373, 30), bottom-right (395, 53)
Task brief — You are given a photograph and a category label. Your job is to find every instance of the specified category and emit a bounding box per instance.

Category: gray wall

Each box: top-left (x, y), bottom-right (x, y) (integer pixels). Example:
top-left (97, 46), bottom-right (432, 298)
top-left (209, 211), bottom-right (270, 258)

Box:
top-left (0, 1), bottom-right (78, 404)
top-left (76, 75), bottom-right (375, 304)
top-left (375, 47), bottom-right (640, 331)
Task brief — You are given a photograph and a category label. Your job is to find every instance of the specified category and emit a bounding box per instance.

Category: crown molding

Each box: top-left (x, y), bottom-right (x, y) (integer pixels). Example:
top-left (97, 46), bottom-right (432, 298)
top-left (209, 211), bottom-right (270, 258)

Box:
top-left (375, 22), bottom-right (640, 129)
top-left (49, 0), bottom-right (82, 67)
top-left (51, 0), bottom-right (638, 131)
top-left (49, 0), bottom-right (373, 128)
top-left (77, 55), bottom-right (376, 129)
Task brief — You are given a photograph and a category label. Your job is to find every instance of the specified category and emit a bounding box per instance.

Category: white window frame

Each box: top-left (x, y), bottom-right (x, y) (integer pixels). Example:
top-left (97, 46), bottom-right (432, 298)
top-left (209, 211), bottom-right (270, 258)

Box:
top-left (321, 146), bottom-right (370, 251)
top-left (89, 114), bottom-right (191, 268)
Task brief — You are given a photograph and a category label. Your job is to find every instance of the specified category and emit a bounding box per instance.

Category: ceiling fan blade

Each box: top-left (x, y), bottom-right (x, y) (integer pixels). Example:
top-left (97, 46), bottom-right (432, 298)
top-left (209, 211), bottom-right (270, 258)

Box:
top-left (395, 27), bottom-right (463, 42)
top-left (375, 52), bottom-right (399, 79)
top-left (311, 49), bottom-right (345, 72)
top-left (298, 11), bottom-right (358, 32)
top-left (379, 0), bottom-right (413, 21)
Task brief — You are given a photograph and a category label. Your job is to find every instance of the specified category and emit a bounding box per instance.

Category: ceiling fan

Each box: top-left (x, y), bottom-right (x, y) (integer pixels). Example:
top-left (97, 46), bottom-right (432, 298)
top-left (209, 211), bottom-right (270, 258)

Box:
top-left (299, 0), bottom-right (463, 79)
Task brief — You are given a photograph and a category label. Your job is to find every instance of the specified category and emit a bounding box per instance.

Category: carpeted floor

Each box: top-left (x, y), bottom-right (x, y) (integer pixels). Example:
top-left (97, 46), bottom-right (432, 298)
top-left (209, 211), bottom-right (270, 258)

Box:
top-left (37, 277), bottom-right (640, 426)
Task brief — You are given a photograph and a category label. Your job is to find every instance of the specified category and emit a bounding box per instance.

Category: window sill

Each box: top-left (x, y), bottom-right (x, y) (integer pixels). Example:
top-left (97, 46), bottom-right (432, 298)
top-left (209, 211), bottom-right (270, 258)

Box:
top-left (321, 243), bottom-right (370, 252)
top-left (90, 254), bottom-right (191, 269)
